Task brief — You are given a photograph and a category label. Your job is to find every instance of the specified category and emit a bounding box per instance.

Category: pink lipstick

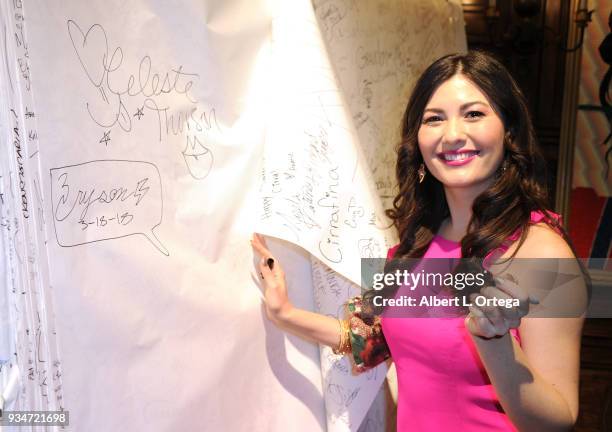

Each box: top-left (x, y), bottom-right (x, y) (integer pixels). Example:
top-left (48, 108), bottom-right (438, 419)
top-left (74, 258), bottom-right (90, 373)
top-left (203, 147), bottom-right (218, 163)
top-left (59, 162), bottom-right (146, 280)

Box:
top-left (437, 150), bottom-right (480, 166)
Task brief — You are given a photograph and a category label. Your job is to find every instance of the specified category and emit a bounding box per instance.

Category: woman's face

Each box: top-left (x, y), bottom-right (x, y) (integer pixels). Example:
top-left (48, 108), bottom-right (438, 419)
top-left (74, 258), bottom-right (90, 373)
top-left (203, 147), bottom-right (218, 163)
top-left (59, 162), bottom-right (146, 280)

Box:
top-left (417, 74), bottom-right (505, 191)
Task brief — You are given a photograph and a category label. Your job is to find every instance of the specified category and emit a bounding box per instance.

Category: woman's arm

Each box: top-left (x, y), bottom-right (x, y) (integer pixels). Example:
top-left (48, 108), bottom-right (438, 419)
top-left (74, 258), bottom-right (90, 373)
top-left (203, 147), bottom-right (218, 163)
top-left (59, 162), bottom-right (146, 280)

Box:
top-left (470, 318), bottom-right (582, 431)
top-left (251, 233), bottom-right (392, 373)
top-left (467, 224), bottom-right (585, 431)
top-left (272, 304), bottom-right (344, 348)
top-left (251, 233), bottom-right (342, 348)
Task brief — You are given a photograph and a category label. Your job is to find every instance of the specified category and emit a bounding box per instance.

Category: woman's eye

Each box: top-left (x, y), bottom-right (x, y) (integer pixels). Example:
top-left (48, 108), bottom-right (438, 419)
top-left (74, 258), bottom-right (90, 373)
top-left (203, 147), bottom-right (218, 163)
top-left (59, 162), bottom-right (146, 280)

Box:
top-left (423, 115), bottom-right (442, 124)
top-left (466, 111), bottom-right (484, 119)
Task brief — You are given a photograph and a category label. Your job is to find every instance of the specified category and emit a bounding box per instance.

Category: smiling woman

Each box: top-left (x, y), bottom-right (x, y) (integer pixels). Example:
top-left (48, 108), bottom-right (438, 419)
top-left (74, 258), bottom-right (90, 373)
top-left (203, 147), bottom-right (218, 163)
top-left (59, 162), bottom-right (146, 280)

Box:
top-left (252, 50), bottom-right (587, 431)
top-left (418, 77), bottom-right (505, 190)
top-left (421, 94), bottom-right (504, 201)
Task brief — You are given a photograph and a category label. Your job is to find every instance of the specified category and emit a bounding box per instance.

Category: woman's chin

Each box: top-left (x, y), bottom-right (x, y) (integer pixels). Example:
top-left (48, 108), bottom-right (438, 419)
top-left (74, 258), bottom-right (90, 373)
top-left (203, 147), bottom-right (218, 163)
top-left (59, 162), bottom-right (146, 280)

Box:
top-left (437, 174), bottom-right (496, 190)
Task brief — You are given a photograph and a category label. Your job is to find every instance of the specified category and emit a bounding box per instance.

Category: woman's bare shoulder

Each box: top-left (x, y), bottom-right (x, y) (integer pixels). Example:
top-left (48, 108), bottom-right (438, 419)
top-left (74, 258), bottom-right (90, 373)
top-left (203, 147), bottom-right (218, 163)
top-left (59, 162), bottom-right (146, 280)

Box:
top-left (514, 222), bottom-right (574, 259)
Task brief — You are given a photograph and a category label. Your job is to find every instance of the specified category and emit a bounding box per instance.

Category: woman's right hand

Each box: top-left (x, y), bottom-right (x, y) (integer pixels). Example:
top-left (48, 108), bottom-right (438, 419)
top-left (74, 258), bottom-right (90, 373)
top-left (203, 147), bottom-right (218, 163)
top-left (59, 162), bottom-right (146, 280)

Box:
top-left (250, 233), bottom-right (293, 324)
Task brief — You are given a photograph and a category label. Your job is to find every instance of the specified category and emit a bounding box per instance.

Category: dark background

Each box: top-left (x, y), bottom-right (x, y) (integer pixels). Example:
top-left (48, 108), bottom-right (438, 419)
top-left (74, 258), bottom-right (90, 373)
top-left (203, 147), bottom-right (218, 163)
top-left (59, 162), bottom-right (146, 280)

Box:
top-left (461, 1), bottom-right (611, 431)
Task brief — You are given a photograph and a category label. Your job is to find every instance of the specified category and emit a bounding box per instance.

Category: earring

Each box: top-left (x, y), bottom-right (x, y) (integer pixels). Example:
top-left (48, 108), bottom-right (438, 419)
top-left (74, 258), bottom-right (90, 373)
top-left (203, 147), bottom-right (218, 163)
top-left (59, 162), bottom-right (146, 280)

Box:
top-left (418, 163), bottom-right (426, 183)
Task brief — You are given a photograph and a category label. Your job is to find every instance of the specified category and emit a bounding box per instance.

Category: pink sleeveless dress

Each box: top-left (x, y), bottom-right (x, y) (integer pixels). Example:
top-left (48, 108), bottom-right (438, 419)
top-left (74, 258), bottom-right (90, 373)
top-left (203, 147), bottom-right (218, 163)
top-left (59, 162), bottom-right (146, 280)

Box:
top-left (381, 210), bottom-right (560, 431)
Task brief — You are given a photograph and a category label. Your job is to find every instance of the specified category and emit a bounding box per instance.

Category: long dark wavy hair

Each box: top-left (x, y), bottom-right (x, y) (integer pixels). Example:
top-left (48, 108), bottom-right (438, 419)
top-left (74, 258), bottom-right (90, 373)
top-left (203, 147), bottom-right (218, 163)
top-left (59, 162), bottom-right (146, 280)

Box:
top-left (385, 50), bottom-right (570, 260)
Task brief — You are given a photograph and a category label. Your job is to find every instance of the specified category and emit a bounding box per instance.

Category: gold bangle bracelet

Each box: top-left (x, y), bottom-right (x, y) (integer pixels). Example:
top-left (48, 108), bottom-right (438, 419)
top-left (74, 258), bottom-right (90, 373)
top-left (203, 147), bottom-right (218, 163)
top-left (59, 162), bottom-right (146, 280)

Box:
top-left (333, 318), bottom-right (351, 355)
top-left (333, 318), bottom-right (343, 354)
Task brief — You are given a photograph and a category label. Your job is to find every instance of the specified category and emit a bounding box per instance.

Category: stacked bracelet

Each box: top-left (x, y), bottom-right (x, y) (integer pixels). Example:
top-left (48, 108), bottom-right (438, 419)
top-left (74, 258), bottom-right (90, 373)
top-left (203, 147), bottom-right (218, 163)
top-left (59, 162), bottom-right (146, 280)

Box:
top-left (333, 318), bottom-right (351, 355)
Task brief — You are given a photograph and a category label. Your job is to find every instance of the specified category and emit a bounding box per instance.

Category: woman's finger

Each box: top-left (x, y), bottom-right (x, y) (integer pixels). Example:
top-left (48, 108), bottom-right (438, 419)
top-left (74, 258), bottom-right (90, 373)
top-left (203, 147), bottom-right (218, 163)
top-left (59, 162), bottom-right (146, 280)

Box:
top-left (479, 285), bottom-right (521, 321)
top-left (254, 232), bottom-right (267, 246)
top-left (251, 232), bottom-right (267, 248)
top-left (250, 233), bottom-right (268, 254)
top-left (467, 315), bottom-right (497, 338)
top-left (472, 290), bottom-right (510, 333)
top-left (473, 289), bottom-right (505, 317)
top-left (468, 304), bottom-right (485, 318)
top-left (251, 234), bottom-right (278, 279)
top-left (258, 256), bottom-right (276, 279)
top-left (251, 234), bottom-right (275, 262)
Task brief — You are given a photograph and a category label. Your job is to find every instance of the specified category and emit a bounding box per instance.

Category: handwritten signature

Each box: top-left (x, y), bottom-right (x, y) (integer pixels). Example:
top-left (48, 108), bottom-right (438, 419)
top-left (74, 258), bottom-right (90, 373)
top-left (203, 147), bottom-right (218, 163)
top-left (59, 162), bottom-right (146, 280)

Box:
top-left (67, 20), bottom-right (217, 181)
top-left (67, 20), bottom-right (198, 133)
top-left (54, 172), bottom-right (149, 223)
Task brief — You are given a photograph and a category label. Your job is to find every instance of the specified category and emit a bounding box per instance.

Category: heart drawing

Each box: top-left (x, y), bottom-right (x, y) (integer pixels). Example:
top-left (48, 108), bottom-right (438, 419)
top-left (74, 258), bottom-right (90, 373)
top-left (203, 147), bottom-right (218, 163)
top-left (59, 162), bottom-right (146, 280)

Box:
top-left (67, 20), bottom-right (109, 88)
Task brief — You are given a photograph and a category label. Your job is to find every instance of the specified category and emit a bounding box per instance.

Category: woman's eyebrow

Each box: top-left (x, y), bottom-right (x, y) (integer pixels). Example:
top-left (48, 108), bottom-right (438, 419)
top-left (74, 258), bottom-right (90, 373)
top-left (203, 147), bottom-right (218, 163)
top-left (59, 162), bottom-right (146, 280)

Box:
top-left (423, 101), bottom-right (489, 113)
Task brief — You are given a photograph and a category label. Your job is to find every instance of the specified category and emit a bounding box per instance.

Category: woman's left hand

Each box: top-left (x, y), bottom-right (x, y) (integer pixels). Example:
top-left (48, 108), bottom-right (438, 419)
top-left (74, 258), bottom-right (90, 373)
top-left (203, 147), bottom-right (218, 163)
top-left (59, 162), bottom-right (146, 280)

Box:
top-left (464, 274), bottom-right (539, 338)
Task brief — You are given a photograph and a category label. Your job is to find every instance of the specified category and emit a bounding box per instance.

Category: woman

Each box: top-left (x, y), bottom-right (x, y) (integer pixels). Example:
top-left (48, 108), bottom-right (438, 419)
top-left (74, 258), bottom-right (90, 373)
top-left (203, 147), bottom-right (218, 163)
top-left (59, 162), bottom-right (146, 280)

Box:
top-left (251, 51), bottom-right (586, 431)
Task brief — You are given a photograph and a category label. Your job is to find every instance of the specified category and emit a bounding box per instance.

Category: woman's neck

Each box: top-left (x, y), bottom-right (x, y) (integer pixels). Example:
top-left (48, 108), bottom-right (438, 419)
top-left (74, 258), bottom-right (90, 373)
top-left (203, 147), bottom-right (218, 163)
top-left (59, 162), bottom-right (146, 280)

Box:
top-left (440, 183), bottom-right (491, 241)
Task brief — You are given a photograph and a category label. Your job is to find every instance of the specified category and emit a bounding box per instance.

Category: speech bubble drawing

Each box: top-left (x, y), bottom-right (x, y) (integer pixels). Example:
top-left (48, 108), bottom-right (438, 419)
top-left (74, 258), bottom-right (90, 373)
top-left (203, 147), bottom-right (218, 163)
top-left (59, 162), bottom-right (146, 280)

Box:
top-left (50, 160), bottom-right (169, 256)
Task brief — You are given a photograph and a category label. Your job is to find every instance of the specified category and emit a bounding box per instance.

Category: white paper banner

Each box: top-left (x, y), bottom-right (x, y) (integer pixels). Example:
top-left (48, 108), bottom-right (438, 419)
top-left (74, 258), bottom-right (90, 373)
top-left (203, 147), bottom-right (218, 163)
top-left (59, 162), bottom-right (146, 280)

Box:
top-left (0, 0), bottom-right (465, 431)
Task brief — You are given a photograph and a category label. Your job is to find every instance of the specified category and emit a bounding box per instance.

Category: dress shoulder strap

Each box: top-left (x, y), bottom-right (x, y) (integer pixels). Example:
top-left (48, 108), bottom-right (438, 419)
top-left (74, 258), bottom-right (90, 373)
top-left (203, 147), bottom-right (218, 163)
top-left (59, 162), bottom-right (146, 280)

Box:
top-left (387, 244), bottom-right (400, 260)
top-left (483, 209), bottom-right (563, 267)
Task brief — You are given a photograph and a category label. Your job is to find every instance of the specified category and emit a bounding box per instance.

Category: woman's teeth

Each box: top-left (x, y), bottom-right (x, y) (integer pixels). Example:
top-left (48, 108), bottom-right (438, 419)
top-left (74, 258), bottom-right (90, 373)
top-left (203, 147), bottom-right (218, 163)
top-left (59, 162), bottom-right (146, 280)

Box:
top-left (442, 151), bottom-right (479, 161)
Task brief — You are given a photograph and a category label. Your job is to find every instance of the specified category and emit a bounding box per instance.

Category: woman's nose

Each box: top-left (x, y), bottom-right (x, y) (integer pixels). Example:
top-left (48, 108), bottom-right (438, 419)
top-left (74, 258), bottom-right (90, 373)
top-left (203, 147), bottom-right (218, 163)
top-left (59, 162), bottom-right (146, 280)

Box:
top-left (443, 118), bottom-right (466, 144)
